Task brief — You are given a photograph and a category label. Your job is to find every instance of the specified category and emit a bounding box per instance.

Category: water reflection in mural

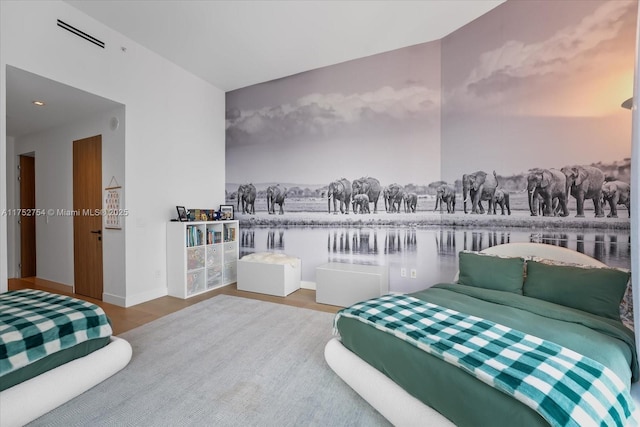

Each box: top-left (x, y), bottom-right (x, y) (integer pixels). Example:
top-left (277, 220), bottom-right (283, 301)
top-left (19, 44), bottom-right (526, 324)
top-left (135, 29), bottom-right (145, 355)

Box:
top-left (239, 226), bottom-right (631, 294)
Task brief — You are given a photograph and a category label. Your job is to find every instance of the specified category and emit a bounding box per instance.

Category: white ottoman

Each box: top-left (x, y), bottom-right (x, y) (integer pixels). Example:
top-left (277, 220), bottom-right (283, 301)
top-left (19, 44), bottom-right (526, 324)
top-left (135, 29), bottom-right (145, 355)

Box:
top-left (316, 262), bottom-right (389, 306)
top-left (237, 252), bottom-right (301, 297)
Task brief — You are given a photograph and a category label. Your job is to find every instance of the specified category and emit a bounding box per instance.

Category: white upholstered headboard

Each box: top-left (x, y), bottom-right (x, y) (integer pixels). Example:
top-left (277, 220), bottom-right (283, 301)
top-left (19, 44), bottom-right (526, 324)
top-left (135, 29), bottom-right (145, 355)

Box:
top-left (480, 243), bottom-right (606, 267)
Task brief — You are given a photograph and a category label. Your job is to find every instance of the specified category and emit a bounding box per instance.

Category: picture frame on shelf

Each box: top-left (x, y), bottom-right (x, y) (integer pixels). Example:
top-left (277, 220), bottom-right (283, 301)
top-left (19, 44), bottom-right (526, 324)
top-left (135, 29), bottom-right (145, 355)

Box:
top-left (176, 206), bottom-right (188, 222)
top-left (220, 205), bottom-right (234, 220)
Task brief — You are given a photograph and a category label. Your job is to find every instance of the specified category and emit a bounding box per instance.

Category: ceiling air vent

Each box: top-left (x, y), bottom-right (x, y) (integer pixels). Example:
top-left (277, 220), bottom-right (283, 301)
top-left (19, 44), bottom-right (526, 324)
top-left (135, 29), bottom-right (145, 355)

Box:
top-left (57, 19), bottom-right (105, 49)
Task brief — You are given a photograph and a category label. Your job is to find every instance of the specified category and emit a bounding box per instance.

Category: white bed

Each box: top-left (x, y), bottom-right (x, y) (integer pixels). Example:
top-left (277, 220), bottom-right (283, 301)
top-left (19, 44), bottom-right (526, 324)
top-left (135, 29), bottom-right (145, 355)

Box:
top-left (325, 242), bottom-right (639, 426)
top-left (0, 288), bottom-right (133, 427)
top-left (0, 336), bottom-right (132, 427)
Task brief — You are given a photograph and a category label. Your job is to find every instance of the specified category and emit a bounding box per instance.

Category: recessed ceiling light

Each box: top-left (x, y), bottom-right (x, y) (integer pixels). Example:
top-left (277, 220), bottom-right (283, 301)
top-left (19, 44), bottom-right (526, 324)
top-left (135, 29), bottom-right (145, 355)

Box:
top-left (33, 100), bottom-right (45, 106)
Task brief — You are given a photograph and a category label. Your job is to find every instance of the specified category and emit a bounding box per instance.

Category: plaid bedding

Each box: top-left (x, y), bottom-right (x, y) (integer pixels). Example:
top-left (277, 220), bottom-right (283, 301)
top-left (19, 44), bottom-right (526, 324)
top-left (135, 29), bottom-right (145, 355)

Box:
top-left (0, 289), bottom-right (112, 377)
top-left (334, 294), bottom-right (637, 427)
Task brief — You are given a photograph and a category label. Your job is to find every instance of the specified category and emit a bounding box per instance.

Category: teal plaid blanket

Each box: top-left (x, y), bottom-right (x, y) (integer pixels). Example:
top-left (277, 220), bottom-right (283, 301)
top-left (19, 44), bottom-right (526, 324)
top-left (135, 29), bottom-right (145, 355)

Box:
top-left (334, 294), bottom-right (637, 427)
top-left (0, 289), bottom-right (112, 377)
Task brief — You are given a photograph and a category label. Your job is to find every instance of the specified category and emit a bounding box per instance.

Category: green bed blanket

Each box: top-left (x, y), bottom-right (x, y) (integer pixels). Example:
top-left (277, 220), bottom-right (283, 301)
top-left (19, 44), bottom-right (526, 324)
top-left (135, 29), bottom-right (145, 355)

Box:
top-left (0, 289), bottom-right (113, 385)
top-left (335, 283), bottom-right (637, 427)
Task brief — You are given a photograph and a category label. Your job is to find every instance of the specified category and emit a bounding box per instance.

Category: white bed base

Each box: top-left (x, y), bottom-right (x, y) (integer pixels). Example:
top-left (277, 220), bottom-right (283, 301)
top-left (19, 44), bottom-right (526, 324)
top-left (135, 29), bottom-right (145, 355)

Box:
top-left (0, 336), bottom-right (132, 427)
top-left (324, 242), bottom-right (632, 426)
top-left (325, 337), bottom-right (455, 426)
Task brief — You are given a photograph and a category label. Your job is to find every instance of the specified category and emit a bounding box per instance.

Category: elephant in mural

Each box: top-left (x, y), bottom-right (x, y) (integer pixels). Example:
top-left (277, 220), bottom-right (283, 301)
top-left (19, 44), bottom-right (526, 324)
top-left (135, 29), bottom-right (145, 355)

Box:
top-left (434, 184), bottom-right (456, 213)
top-left (384, 183), bottom-right (404, 213)
top-left (383, 186), bottom-right (390, 211)
top-left (327, 178), bottom-right (351, 214)
top-left (237, 183), bottom-right (256, 214)
top-left (352, 177), bottom-right (382, 213)
top-left (560, 165), bottom-right (605, 218)
top-left (492, 189), bottom-right (511, 215)
top-left (529, 192), bottom-right (547, 216)
top-left (404, 192), bottom-right (418, 213)
top-left (529, 191), bottom-right (562, 217)
top-left (601, 180), bottom-right (630, 218)
top-left (266, 185), bottom-right (287, 215)
top-left (352, 194), bottom-right (370, 214)
top-left (526, 168), bottom-right (568, 217)
top-left (462, 171), bottom-right (498, 214)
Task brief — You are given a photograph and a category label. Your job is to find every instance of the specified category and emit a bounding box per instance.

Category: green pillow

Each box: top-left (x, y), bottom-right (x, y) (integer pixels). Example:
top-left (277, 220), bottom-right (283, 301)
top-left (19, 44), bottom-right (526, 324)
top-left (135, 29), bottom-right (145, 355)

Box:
top-left (523, 260), bottom-right (630, 320)
top-left (457, 251), bottom-right (525, 294)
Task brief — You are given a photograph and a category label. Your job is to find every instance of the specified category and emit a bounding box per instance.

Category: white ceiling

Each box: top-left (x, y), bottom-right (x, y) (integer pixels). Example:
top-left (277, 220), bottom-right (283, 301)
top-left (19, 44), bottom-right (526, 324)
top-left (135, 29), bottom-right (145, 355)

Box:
top-left (65, 0), bottom-right (505, 92)
top-left (6, 66), bottom-right (122, 138)
top-left (6, 0), bottom-right (504, 138)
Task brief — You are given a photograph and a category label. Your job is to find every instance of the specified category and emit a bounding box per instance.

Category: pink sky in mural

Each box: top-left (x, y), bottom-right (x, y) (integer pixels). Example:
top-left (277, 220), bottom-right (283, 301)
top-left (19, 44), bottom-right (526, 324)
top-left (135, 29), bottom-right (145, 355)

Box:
top-left (440, 0), bottom-right (635, 183)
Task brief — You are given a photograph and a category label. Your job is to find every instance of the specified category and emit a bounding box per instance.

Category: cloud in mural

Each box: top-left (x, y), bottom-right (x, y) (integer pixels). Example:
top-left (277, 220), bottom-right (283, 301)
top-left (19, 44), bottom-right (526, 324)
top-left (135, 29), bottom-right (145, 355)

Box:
top-left (226, 85), bottom-right (438, 145)
top-left (448, 0), bottom-right (633, 111)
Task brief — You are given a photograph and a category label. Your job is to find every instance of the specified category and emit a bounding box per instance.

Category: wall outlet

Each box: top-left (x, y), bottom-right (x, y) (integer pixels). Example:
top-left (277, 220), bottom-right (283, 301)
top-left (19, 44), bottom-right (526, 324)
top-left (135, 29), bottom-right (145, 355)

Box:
top-left (400, 267), bottom-right (407, 277)
top-left (154, 269), bottom-right (161, 279)
top-left (410, 268), bottom-right (417, 279)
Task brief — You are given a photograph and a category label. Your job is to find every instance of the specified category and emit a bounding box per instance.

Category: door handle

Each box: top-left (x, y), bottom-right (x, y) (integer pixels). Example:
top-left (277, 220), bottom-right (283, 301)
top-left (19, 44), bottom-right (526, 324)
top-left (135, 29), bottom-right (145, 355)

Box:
top-left (90, 230), bottom-right (102, 234)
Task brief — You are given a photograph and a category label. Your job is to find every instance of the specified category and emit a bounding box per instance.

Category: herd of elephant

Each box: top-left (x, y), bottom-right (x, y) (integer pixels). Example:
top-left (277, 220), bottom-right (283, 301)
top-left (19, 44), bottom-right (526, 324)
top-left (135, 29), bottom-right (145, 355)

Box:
top-left (235, 178), bottom-right (418, 215)
top-left (327, 177), bottom-right (417, 214)
top-left (455, 166), bottom-right (631, 218)
top-left (236, 183), bottom-right (287, 215)
top-left (235, 167), bottom-right (631, 218)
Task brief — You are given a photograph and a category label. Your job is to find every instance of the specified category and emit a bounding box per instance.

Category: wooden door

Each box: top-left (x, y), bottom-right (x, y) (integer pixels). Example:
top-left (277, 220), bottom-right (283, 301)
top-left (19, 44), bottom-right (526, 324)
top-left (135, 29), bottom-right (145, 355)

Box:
top-left (73, 135), bottom-right (103, 300)
top-left (20, 155), bottom-right (36, 277)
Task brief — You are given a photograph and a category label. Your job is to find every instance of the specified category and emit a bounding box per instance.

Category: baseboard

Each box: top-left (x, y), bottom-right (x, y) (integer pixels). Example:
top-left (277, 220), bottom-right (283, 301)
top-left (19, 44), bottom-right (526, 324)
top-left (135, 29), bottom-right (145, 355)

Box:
top-left (124, 287), bottom-right (168, 307)
top-left (301, 280), bottom-right (316, 290)
top-left (102, 292), bottom-right (126, 307)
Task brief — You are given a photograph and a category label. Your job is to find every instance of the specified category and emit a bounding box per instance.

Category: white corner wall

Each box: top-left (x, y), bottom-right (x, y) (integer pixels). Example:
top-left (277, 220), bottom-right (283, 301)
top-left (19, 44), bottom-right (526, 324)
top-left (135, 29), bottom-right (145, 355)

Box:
top-left (1, 1), bottom-right (226, 305)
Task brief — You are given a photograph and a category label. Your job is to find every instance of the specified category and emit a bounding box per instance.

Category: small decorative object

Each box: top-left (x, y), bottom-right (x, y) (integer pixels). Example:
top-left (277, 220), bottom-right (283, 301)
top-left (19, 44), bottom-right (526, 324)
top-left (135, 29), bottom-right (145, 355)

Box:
top-left (104, 176), bottom-right (123, 230)
top-left (176, 206), bottom-right (188, 222)
top-left (186, 208), bottom-right (217, 221)
top-left (220, 205), bottom-right (234, 220)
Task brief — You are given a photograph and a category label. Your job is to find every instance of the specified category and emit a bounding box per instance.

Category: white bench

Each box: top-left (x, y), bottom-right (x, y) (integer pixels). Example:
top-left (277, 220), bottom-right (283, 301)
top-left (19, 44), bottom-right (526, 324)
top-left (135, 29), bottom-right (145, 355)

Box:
top-left (315, 262), bottom-right (389, 306)
top-left (237, 252), bottom-right (301, 297)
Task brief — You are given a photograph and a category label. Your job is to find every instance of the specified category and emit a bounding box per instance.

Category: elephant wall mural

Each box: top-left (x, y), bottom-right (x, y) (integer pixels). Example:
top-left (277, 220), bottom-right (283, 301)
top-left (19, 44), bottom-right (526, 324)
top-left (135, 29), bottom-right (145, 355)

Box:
top-left (462, 171), bottom-right (498, 215)
top-left (602, 180), bottom-right (631, 218)
top-left (526, 169), bottom-right (569, 217)
top-left (327, 178), bottom-right (351, 214)
top-left (434, 184), bottom-right (456, 214)
top-left (352, 177), bottom-right (382, 213)
top-left (266, 185), bottom-right (287, 215)
top-left (561, 165), bottom-right (605, 218)
top-left (224, 0), bottom-right (634, 312)
top-left (237, 183), bottom-right (256, 215)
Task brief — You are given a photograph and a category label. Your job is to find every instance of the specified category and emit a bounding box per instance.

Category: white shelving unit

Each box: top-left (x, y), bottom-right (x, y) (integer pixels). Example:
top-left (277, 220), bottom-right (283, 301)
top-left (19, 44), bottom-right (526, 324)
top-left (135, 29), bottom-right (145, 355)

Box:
top-left (166, 220), bottom-right (239, 298)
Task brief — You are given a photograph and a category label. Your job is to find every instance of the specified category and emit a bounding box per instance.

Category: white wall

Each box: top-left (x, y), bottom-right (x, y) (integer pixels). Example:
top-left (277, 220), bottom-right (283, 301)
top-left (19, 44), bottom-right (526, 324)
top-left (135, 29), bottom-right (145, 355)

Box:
top-left (1, 1), bottom-right (226, 305)
top-left (8, 107), bottom-right (125, 299)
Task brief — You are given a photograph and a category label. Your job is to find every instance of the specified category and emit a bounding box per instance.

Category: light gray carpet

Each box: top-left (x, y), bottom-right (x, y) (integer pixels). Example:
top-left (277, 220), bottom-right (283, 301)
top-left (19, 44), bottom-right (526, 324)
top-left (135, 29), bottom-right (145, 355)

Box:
top-left (28, 295), bottom-right (389, 426)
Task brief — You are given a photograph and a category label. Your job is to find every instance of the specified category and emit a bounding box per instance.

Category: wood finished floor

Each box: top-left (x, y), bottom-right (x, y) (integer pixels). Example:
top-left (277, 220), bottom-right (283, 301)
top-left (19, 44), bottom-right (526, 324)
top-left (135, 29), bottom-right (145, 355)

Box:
top-left (8, 277), bottom-right (341, 336)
